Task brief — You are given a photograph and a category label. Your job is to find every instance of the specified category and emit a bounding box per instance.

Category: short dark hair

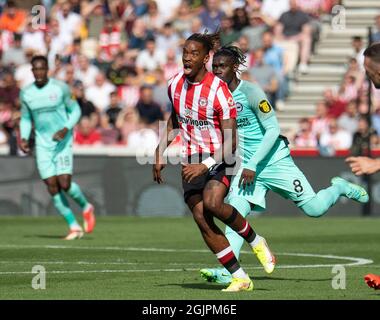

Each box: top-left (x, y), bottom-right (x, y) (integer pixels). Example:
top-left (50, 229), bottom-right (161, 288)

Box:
top-left (214, 45), bottom-right (247, 71)
top-left (364, 42), bottom-right (380, 63)
top-left (187, 30), bottom-right (220, 53)
top-left (31, 55), bottom-right (48, 66)
top-left (352, 36), bottom-right (362, 41)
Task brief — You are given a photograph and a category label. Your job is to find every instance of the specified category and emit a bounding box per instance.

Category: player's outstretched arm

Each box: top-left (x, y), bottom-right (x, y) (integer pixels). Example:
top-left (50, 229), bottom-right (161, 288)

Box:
top-left (19, 91), bottom-right (32, 153)
top-left (346, 156), bottom-right (380, 176)
top-left (153, 109), bottom-right (178, 184)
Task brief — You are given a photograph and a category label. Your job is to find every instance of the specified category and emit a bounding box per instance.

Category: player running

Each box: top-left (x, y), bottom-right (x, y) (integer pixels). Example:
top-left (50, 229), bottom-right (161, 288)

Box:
top-left (20, 55), bottom-right (95, 240)
top-left (153, 32), bottom-right (275, 292)
top-left (199, 46), bottom-right (369, 285)
top-left (347, 42), bottom-right (380, 291)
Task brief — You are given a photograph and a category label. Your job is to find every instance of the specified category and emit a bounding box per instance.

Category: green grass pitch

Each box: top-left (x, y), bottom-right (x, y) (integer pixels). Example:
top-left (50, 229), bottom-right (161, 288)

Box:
top-left (0, 216), bottom-right (379, 300)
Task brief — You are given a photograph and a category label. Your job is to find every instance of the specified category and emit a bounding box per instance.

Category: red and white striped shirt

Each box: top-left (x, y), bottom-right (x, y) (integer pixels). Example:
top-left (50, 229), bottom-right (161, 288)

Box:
top-left (168, 71), bottom-right (236, 158)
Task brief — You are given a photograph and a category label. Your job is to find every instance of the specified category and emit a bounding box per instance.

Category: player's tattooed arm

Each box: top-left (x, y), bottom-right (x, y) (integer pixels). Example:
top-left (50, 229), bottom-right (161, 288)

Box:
top-left (153, 109), bottom-right (178, 184)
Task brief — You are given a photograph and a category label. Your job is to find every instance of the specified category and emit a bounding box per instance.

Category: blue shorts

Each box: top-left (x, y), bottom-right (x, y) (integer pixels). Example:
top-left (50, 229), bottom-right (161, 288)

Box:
top-left (35, 138), bottom-right (73, 180)
top-left (226, 155), bottom-right (316, 211)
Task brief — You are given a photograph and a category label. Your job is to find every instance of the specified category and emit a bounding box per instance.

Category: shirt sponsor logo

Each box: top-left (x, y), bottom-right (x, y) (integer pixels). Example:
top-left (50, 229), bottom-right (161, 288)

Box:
top-left (177, 115), bottom-right (210, 129)
top-left (259, 100), bottom-right (272, 113)
top-left (49, 93), bottom-right (58, 102)
top-left (237, 117), bottom-right (251, 128)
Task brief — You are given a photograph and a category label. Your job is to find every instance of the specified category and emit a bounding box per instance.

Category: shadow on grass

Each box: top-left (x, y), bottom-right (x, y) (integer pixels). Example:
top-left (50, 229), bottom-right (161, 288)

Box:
top-left (252, 276), bottom-right (331, 282)
top-left (23, 235), bottom-right (93, 240)
top-left (156, 283), bottom-right (270, 291)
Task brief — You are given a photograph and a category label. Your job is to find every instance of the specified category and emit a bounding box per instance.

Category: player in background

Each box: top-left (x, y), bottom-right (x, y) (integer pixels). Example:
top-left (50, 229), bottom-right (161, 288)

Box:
top-left (199, 46), bottom-right (369, 285)
top-left (153, 32), bottom-right (274, 292)
top-left (20, 55), bottom-right (95, 240)
top-left (346, 42), bottom-right (380, 290)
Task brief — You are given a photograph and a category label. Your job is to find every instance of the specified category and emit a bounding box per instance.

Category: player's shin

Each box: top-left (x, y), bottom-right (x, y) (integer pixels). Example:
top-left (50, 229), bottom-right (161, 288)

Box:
top-left (216, 246), bottom-right (249, 280)
top-left (53, 192), bottom-right (81, 230)
top-left (300, 186), bottom-right (343, 218)
top-left (66, 182), bottom-right (90, 210)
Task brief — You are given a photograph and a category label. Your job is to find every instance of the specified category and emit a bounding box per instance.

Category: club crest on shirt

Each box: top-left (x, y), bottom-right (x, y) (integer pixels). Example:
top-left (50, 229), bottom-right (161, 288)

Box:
top-left (259, 100), bottom-right (272, 113)
top-left (199, 97), bottom-right (208, 107)
top-left (236, 102), bottom-right (243, 112)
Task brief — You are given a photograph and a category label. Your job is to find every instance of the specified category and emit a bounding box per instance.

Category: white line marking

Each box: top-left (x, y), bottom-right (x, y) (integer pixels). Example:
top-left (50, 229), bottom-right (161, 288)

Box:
top-left (0, 244), bottom-right (373, 275)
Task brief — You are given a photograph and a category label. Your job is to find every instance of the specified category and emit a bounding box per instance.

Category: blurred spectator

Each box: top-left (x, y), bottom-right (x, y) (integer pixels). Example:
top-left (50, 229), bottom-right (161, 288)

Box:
top-left (75, 54), bottom-right (100, 87)
top-left (237, 35), bottom-right (254, 71)
top-left (156, 22), bottom-right (180, 53)
top-left (337, 101), bottom-right (359, 135)
top-left (117, 71), bottom-right (141, 108)
top-left (311, 101), bottom-right (330, 139)
top-left (172, 1), bottom-right (194, 37)
top-left (56, 1), bottom-right (83, 40)
top-left (250, 48), bottom-right (278, 106)
top-left (85, 72), bottom-right (116, 111)
top-left (372, 14), bottom-right (380, 43)
top-left (136, 85), bottom-right (164, 125)
top-left (128, 18), bottom-right (150, 51)
top-left (319, 118), bottom-right (352, 156)
top-left (98, 15), bottom-right (123, 63)
top-left (162, 48), bottom-right (181, 81)
top-left (339, 74), bottom-right (359, 103)
top-left (199, 0), bottom-right (225, 33)
top-left (183, 17), bottom-right (205, 40)
top-left (99, 113), bottom-right (120, 145)
top-left (74, 116), bottom-right (101, 145)
top-left (0, 1), bottom-right (27, 33)
top-left (85, 1), bottom-right (106, 39)
top-left (351, 116), bottom-right (378, 156)
top-left (0, 124), bottom-right (7, 145)
top-left (136, 37), bottom-right (166, 75)
top-left (351, 36), bottom-right (365, 71)
top-left (220, 16), bottom-right (241, 47)
top-left (371, 107), bottom-right (380, 135)
top-left (232, 6), bottom-right (249, 31)
top-left (1, 33), bottom-right (26, 67)
top-left (62, 38), bottom-right (82, 69)
top-left (262, 30), bottom-right (288, 110)
top-left (106, 53), bottom-right (134, 87)
top-left (14, 49), bottom-right (35, 88)
top-left (274, 0), bottom-right (312, 74)
top-left (127, 126), bottom-right (159, 151)
top-left (0, 71), bottom-right (20, 109)
top-left (142, 0), bottom-right (165, 33)
top-left (296, 0), bottom-right (323, 49)
top-left (261, 0), bottom-right (289, 21)
top-left (46, 18), bottom-right (73, 68)
top-left (72, 82), bottom-right (97, 119)
top-left (21, 19), bottom-right (46, 54)
top-left (105, 91), bottom-right (123, 127)
top-left (293, 118), bottom-right (318, 148)
top-left (241, 11), bottom-right (269, 51)
top-left (153, 69), bottom-right (172, 118)
top-left (155, 0), bottom-right (181, 22)
top-left (323, 88), bottom-right (347, 118)
top-left (116, 107), bottom-right (141, 144)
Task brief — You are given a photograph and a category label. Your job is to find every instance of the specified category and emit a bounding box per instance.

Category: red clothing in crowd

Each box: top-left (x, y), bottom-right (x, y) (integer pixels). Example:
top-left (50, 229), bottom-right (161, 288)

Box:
top-left (74, 129), bottom-right (102, 145)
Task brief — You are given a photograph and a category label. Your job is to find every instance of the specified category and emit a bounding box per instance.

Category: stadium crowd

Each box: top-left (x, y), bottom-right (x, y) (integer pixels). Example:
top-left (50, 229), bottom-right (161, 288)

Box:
top-left (292, 14), bottom-right (380, 156)
top-left (0, 0), bottom-right (342, 155)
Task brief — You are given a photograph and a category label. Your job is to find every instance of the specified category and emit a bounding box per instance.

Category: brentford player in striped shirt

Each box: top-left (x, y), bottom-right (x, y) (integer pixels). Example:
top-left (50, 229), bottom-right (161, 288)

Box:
top-left (153, 32), bottom-right (262, 292)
